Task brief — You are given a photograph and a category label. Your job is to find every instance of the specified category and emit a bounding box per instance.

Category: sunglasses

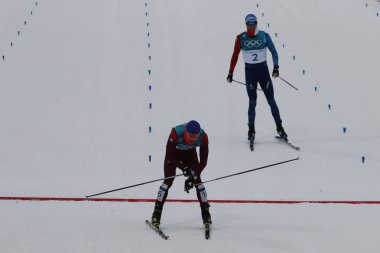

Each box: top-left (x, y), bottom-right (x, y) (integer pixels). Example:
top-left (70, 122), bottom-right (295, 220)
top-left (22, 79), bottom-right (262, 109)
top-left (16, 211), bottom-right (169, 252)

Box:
top-left (246, 21), bottom-right (257, 26)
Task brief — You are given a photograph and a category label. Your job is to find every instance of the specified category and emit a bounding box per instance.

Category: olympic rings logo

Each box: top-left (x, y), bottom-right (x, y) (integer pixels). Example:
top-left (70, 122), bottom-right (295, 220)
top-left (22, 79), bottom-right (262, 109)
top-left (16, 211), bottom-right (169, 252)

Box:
top-left (244, 39), bottom-right (263, 48)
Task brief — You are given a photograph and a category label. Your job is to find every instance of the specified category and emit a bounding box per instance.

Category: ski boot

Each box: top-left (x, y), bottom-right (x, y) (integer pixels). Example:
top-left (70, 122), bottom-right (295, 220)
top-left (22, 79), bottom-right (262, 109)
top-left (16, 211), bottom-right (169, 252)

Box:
top-left (248, 124), bottom-right (255, 141)
top-left (200, 203), bottom-right (212, 227)
top-left (151, 201), bottom-right (163, 229)
top-left (276, 123), bottom-right (288, 140)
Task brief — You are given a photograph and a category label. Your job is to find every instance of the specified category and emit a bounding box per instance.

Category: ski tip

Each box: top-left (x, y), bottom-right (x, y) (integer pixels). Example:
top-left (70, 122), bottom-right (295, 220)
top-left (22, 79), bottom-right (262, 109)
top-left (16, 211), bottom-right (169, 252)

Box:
top-left (146, 220), bottom-right (169, 240)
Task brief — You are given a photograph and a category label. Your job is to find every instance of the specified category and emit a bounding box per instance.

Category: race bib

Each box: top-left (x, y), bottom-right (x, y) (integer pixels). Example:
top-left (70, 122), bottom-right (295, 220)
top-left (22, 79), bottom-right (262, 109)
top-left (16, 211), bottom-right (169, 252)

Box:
top-left (242, 48), bottom-right (267, 64)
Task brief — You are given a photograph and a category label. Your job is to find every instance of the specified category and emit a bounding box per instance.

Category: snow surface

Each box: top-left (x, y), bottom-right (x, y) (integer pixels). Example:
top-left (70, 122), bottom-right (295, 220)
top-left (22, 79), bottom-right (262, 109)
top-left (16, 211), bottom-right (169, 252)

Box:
top-left (1, 0), bottom-right (380, 252)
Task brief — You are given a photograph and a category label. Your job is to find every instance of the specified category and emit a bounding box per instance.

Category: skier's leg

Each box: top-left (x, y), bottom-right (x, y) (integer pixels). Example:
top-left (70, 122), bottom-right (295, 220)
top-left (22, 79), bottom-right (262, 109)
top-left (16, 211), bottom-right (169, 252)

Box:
top-left (258, 69), bottom-right (288, 138)
top-left (258, 68), bottom-right (282, 125)
top-left (187, 153), bottom-right (212, 225)
top-left (245, 67), bottom-right (258, 131)
top-left (151, 160), bottom-right (176, 228)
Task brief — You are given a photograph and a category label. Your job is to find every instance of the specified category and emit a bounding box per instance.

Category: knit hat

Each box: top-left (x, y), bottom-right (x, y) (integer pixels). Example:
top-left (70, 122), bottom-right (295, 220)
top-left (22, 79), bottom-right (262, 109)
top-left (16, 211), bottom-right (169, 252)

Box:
top-left (185, 120), bottom-right (201, 134)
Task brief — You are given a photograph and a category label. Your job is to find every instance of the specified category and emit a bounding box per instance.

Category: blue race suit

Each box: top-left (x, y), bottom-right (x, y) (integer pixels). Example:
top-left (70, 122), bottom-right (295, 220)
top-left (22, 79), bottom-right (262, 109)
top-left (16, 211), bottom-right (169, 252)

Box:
top-left (229, 30), bottom-right (282, 126)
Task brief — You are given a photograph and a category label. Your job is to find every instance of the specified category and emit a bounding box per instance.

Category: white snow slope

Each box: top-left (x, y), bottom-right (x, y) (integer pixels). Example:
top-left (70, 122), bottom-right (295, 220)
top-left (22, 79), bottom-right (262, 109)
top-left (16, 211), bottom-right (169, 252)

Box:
top-left (1, 0), bottom-right (380, 252)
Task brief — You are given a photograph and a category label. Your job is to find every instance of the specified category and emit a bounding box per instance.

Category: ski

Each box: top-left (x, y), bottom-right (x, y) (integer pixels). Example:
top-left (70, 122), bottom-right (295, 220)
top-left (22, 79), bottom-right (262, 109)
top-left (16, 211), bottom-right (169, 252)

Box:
top-left (145, 220), bottom-right (169, 240)
top-left (205, 224), bottom-right (211, 240)
top-left (275, 136), bottom-right (300, 151)
top-left (248, 136), bottom-right (255, 151)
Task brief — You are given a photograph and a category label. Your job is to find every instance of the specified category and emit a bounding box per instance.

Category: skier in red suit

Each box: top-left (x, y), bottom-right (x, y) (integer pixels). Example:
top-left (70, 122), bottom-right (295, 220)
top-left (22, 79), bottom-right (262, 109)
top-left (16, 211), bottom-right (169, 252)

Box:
top-left (150, 120), bottom-right (211, 229)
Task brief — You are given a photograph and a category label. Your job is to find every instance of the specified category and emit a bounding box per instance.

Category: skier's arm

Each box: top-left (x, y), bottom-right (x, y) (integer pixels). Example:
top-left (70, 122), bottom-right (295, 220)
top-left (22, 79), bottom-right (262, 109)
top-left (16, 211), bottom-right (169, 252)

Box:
top-left (265, 33), bottom-right (279, 66)
top-left (199, 133), bottom-right (209, 172)
top-left (165, 128), bottom-right (184, 169)
top-left (228, 35), bottom-right (242, 73)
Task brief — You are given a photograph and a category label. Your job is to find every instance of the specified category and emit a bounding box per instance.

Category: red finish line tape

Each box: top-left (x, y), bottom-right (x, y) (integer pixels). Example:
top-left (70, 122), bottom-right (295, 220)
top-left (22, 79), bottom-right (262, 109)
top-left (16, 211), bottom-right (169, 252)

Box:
top-left (1, 196), bottom-right (380, 204)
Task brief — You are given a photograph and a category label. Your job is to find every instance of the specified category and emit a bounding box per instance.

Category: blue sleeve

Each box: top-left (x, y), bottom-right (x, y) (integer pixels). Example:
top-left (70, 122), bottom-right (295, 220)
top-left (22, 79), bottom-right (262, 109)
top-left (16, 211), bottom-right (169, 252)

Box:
top-left (265, 33), bottom-right (279, 66)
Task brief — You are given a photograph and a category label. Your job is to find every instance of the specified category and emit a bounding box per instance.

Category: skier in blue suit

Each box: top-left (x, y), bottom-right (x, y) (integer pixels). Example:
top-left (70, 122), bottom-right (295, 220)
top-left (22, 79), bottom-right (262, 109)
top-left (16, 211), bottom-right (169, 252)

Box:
top-left (227, 14), bottom-right (288, 141)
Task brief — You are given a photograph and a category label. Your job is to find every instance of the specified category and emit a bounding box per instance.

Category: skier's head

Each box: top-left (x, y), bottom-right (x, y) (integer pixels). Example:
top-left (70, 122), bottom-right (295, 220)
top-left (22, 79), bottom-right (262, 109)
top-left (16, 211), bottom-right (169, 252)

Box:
top-left (184, 120), bottom-right (201, 144)
top-left (245, 14), bottom-right (257, 36)
top-left (245, 14), bottom-right (257, 26)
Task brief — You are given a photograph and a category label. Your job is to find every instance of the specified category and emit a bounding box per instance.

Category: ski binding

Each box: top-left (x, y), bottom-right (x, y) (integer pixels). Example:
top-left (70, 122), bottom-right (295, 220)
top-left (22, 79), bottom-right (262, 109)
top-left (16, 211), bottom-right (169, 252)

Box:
top-left (205, 223), bottom-right (211, 240)
top-left (248, 136), bottom-right (255, 151)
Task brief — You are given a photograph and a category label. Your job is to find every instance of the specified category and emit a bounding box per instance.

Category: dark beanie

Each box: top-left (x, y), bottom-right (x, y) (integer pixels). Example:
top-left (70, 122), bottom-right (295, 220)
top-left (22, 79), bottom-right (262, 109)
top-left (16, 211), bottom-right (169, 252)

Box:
top-left (185, 120), bottom-right (201, 134)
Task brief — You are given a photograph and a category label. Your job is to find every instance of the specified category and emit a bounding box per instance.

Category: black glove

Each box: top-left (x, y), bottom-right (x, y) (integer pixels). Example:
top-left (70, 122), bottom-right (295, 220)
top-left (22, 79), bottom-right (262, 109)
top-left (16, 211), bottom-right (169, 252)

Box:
top-left (226, 72), bottom-right (233, 83)
top-left (183, 167), bottom-right (197, 193)
top-left (182, 167), bottom-right (197, 181)
top-left (184, 178), bottom-right (194, 193)
top-left (272, 65), bottom-right (279, 78)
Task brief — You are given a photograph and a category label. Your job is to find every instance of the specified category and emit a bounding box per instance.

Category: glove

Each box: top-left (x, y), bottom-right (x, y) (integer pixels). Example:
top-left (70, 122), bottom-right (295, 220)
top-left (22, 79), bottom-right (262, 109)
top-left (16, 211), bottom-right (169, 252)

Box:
top-left (184, 178), bottom-right (194, 193)
top-left (226, 72), bottom-right (233, 83)
top-left (182, 167), bottom-right (197, 181)
top-left (183, 167), bottom-right (197, 193)
top-left (272, 65), bottom-right (279, 78)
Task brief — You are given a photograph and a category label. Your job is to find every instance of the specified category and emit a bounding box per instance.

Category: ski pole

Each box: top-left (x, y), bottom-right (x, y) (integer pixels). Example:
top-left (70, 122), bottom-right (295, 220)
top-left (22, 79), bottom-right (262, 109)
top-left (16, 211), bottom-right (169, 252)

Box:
top-left (195, 157), bottom-right (300, 186)
top-left (232, 79), bottom-right (246, 86)
top-left (86, 173), bottom-right (184, 198)
top-left (279, 76), bottom-right (298, 90)
top-left (232, 79), bottom-right (262, 91)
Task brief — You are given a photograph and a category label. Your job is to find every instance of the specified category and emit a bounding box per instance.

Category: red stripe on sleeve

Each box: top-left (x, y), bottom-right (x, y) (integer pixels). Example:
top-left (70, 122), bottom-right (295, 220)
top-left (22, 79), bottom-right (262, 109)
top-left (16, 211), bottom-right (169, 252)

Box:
top-left (228, 35), bottom-right (242, 73)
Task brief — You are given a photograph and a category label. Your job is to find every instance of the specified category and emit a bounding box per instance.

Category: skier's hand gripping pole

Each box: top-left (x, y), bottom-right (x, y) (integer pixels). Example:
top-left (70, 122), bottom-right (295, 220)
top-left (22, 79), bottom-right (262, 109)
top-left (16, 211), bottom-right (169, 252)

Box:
top-left (182, 167), bottom-right (197, 193)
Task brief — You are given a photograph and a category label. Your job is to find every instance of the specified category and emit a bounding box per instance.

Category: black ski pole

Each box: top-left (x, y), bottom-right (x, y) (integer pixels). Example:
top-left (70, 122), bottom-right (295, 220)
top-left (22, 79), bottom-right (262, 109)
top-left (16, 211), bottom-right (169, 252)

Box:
top-left (279, 76), bottom-right (298, 90)
top-left (232, 79), bottom-right (262, 91)
top-left (195, 157), bottom-right (300, 186)
top-left (86, 173), bottom-right (184, 198)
